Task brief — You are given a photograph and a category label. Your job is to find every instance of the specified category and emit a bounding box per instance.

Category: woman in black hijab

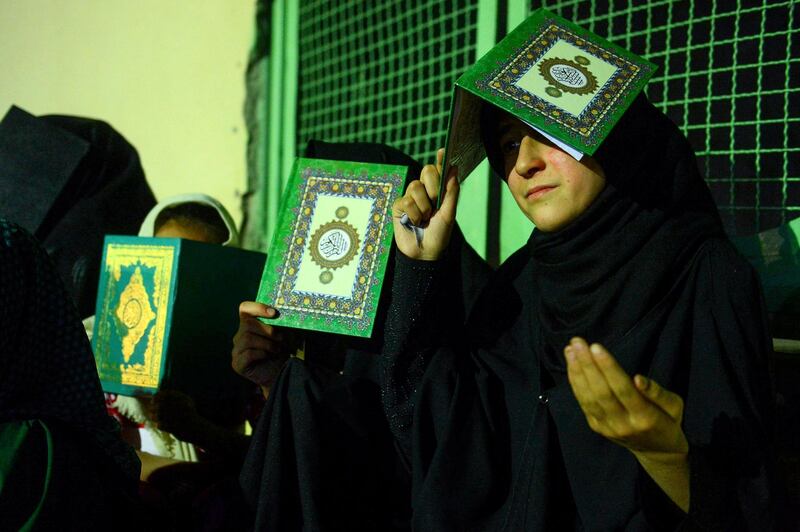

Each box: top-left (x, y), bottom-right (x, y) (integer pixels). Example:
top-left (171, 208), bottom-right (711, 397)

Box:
top-left (237, 141), bottom-right (490, 531)
top-left (383, 95), bottom-right (783, 530)
top-left (0, 220), bottom-right (143, 530)
top-left (0, 106), bottom-right (156, 318)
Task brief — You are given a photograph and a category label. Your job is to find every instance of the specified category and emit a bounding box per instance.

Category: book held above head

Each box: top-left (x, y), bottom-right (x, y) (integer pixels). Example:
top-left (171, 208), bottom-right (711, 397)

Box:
top-left (442, 7), bottom-right (656, 190)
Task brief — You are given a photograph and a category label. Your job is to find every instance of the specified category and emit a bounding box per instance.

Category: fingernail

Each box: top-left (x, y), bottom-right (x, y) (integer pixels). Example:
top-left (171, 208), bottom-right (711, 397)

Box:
top-left (266, 307), bottom-right (276, 317)
top-left (635, 375), bottom-right (649, 389)
top-left (589, 344), bottom-right (605, 357)
top-left (565, 346), bottom-right (576, 362)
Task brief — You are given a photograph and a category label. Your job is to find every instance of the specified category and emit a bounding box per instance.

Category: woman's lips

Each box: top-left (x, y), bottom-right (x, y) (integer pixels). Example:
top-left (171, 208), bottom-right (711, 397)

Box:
top-left (527, 185), bottom-right (557, 200)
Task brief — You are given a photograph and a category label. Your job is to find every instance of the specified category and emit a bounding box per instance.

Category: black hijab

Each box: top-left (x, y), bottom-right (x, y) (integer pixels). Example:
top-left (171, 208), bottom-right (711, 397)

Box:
top-left (0, 106), bottom-right (156, 318)
top-left (528, 95), bottom-right (726, 370)
top-left (0, 220), bottom-right (140, 481)
top-left (393, 95), bottom-right (779, 529)
top-left (241, 139), bottom-right (494, 530)
top-left (240, 140), bottom-right (424, 531)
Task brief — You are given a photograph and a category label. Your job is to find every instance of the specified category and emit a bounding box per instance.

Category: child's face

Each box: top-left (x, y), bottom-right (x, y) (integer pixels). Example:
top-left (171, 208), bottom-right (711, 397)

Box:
top-left (155, 219), bottom-right (218, 243)
top-left (497, 115), bottom-right (606, 232)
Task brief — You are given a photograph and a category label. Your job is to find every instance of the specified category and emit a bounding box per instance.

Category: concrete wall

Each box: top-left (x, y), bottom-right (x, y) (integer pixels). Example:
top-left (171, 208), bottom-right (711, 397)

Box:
top-left (0, 0), bottom-right (255, 226)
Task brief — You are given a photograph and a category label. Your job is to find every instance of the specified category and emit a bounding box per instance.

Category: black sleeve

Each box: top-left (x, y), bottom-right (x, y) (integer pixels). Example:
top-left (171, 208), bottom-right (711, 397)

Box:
top-left (379, 251), bottom-right (449, 458)
top-left (240, 357), bottom-right (412, 531)
top-left (378, 222), bottom-right (493, 452)
top-left (679, 239), bottom-right (786, 530)
top-left (379, 248), bottom-right (520, 530)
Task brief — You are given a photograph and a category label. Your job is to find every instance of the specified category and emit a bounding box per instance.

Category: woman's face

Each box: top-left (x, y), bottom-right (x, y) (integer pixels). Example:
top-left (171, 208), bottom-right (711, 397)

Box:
top-left (498, 115), bottom-right (606, 232)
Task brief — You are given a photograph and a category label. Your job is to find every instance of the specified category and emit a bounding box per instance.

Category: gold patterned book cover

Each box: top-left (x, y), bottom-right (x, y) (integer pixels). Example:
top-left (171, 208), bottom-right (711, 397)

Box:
top-left (442, 8), bottom-right (656, 186)
top-left (92, 236), bottom-right (266, 401)
top-left (256, 158), bottom-right (407, 337)
top-left (92, 239), bottom-right (175, 393)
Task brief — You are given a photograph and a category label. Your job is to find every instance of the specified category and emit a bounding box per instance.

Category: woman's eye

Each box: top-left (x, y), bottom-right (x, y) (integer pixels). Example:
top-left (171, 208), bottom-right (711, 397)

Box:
top-left (501, 139), bottom-right (521, 154)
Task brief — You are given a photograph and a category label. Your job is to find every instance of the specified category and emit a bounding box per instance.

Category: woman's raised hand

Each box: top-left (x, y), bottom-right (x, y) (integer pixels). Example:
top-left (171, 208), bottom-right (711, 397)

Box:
top-left (563, 337), bottom-right (689, 457)
top-left (391, 148), bottom-right (460, 261)
top-left (564, 338), bottom-right (690, 512)
top-left (564, 337), bottom-right (690, 511)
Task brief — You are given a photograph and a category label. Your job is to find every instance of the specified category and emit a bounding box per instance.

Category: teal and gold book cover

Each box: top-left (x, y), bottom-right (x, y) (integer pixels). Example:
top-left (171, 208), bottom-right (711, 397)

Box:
top-left (443, 8), bottom-right (657, 185)
top-left (92, 239), bottom-right (176, 394)
top-left (256, 158), bottom-right (407, 337)
top-left (92, 236), bottom-right (266, 414)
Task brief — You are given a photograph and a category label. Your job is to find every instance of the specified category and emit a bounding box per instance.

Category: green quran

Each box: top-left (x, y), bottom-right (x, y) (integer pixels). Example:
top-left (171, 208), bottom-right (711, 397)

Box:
top-left (442, 8), bottom-right (657, 185)
top-left (256, 158), bottom-right (406, 337)
top-left (92, 236), bottom-right (266, 413)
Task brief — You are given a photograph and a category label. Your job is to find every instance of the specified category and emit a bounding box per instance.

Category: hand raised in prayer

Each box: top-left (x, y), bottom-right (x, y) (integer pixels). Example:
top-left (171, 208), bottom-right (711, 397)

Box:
top-left (564, 337), bottom-right (688, 456)
top-left (232, 301), bottom-right (295, 397)
top-left (392, 148), bottom-right (460, 261)
top-left (564, 337), bottom-right (690, 511)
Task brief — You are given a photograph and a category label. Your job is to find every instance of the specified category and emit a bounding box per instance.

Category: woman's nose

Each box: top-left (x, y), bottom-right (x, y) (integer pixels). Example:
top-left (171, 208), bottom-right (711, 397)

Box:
top-left (514, 136), bottom-right (546, 179)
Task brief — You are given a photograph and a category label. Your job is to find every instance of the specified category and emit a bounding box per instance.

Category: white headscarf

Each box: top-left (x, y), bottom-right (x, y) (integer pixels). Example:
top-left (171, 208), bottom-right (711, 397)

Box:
top-left (84, 193), bottom-right (239, 340)
top-left (137, 193), bottom-right (240, 247)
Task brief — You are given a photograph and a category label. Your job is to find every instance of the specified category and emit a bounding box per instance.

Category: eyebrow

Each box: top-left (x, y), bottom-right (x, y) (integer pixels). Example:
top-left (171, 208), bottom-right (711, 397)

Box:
top-left (496, 123), bottom-right (515, 138)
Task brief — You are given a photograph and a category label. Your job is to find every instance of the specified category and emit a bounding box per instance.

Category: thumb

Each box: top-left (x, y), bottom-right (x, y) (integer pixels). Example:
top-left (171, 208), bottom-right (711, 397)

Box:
top-left (438, 173), bottom-right (460, 222)
top-left (635, 375), bottom-right (684, 421)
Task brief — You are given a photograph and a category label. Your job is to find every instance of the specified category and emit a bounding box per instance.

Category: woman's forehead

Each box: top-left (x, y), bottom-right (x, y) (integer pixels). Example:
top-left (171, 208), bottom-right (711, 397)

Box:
top-left (496, 113), bottom-right (525, 135)
top-left (496, 115), bottom-right (555, 148)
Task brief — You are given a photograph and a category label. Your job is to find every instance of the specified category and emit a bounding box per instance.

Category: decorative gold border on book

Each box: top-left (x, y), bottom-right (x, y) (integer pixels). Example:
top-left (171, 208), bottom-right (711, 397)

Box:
top-left (272, 174), bottom-right (393, 323)
top-left (481, 22), bottom-right (641, 141)
top-left (97, 244), bottom-right (174, 389)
